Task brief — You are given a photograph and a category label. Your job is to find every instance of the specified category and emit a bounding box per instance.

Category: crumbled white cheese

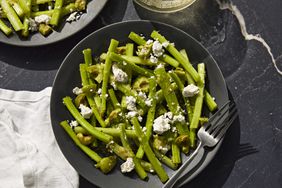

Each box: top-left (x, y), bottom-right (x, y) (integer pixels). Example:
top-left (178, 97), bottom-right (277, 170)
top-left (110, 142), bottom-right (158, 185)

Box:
top-left (155, 63), bottom-right (164, 69)
top-left (159, 145), bottom-right (169, 154)
top-left (79, 104), bottom-right (92, 119)
top-left (142, 127), bottom-right (147, 133)
top-left (72, 87), bottom-right (83, 95)
top-left (112, 64), bottom-right (128, 83)
top-left (28, 18), bottom-right (38, 32)
top-left (97, 88), bottom-right (102, 95)
top-left (122, 61), bottom-right (127, 66)
top-left (173, 114), bottom-right (185, 123)
top-left (146, 39), bottom-right (153, 44)
top-left (152, 40), bottom-right (164, 57)
top-left (70, 120), bottom-right (78, 128)
top-left (111, 82), bottom-right (117, 90)
top-left (153, 114), bottom-right (171, 134)
top-left (183, 84), bottom-right (199, 97)
top-left (138, 115), bottom-right (143, 122)
top-left (120, 157), bottom-right (135, 173)
top-left (35, 14), bottom-right (51, 24)
top-left (149, 55), bottom-right (158, 64)
top-left (162, 41), bottom-right (169, 48)
top-left (48, 5), bottom-right (52, 10)
top-left (164, 112), bottom-right (173, 120)
top-left (139, 47), bottom-right (149, 56)
top-left (138, 92), bottom-right (147, 100)
top-left (171, 126), bottom-right (177, 133)
top-left (126, 111), bottom-right (138, 119)
top-left (106, 140), bottom-right (115, 152)
top-left (66, 11), bottom-right (81, 22)
top-left (126, 96), bottom-right (137, 111)
top-left (145, 98), bottom-right (152, 107)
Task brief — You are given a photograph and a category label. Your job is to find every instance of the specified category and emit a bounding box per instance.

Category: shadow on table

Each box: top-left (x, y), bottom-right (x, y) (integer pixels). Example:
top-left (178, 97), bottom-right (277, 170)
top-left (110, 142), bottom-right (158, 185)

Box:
top-left (0, 0), bottom-right (128, 71)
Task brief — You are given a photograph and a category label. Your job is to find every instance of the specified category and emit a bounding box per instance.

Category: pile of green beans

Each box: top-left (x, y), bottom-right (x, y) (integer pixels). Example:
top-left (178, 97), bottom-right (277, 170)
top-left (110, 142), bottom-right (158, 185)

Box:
top-left (60, 30), bottom-right (218, 183)
top-left (0, 0), bottom-right (87, 37)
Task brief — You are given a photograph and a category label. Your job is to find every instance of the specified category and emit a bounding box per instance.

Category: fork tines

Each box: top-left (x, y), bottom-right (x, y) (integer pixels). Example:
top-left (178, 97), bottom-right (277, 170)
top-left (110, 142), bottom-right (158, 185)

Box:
top-left (204, 101), bottom-right (238, 138)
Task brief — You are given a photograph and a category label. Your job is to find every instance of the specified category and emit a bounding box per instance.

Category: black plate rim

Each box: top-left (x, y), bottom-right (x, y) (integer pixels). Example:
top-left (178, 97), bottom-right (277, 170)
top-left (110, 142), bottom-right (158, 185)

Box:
top-left (50, 20), bottom-right (228, 187)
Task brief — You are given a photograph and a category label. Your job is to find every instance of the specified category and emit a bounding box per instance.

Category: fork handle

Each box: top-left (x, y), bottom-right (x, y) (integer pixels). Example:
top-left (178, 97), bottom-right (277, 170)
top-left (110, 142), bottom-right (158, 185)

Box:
top-left (163, 142), bottom-right (204, 188)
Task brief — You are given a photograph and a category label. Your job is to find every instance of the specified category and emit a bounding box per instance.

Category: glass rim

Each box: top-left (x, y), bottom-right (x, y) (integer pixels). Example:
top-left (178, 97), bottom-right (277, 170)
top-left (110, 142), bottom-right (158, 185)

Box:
top-left (134, 0), bottom-right (197, 13)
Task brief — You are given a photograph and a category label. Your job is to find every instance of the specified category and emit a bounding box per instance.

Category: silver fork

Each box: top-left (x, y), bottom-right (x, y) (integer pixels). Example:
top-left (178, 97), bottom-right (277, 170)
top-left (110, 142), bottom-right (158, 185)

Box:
top-left (163, 101), bottom-right (238, 188)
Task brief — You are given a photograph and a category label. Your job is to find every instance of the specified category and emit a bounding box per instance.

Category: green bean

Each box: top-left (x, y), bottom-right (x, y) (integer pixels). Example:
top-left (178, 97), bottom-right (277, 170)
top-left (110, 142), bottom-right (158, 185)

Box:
top-left (155, 67), bottom-right (189, 157)
top-left (131, 117), bottom-right (169, 183)
top-left (60, 121), bottom-right (102, 162)
top-left (125, 43), bottom-right (134, 84)
top-left (80, 64), bottom-right (89, 86)
top-left (189, 63), bottom-right (205, 148)
top-left (171, 143), bottom-right (181, 164)
top-left (95, 127), bottom-right (137, 139)
top-left (18, 0), bottom-right (31, 14)
top-left (151, 30), bottom-right (200, 83)
top-left (30, 3), bottom-right (75, 18)
top-left (1, 0), bottom-right (24, 31)
top-left (180, 49), bottom-right (218, 112)
top-left (121, 55), bottom-right (156, 66)
top-left (108, 89), bottom-right (120, 109)
top-left (190, 63), bottom-right (205, 129)
top-left (136, 78), bottom-right (157, 159)
top-left (12, 3), bottom-right (25, 18)
top-left (155, 83), bottom-right (178, 104)
top-left (120, 124), bottom-right (147, 180)
top-left (189, 130), bottom-right (197, 149)
top-left (32, 0), bottom-right (53, 4)
top-left (125, 43), bottom-right (134, 55)
top-left (95, 156), bottom-right (117, 174)
top-left (83, 48), bottom-right (92, 66)
top-left (128, 31), bottom-right (146, 45)
top-left (152, 147), bottom-right (178, 170)
top-left (154, 67), bottom-right (179, 114)
top-left (30, 10), bottom-right (53, 17)
top-left (49, 0), bottom-right (64, 26)
top-left (80, 64), bottom-right (103, 127)
top-left (160, 54), bottom-right (179, 68)
top-left (62, 97), bottom-right (112, 143)
top-left (108, 142), bottom-right (134, 160)
top-left (204, 90), bottom-right (218, 112)
top-left (109, 52), bottom-right (154, 77)
top-left (21, 17), bottom-right (30, 37)
top-left (169, 71), bottom-right (193, 123)
top-left (91, 102), bottom-right (107, 127)
top-left (0, 19), bottom-right (12, 36)
top-left (74, 126), bottom-right (89, 135)
top-left (101, 39), bottom-right (119, 116)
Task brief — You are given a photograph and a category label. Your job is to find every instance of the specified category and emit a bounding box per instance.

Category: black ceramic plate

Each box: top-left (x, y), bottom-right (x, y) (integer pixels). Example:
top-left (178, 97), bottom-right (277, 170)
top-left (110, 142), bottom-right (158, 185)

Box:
top-left (50, 20), bottom-right (229, 188)
top-left (0, 0), bottom-right (107, 46)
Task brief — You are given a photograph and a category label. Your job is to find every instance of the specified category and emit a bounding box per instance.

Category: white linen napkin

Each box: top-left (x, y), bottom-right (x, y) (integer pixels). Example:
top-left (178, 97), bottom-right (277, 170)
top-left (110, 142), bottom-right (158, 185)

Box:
top-left (0, 87), bottom-right (79, 188)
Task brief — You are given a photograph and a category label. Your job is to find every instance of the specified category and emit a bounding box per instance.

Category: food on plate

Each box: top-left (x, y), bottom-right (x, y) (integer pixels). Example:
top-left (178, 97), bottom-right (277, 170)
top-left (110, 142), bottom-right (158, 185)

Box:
top-left (60, 30), bottom-right (218, 183)
top-left (0, 0), bottom-right (87, 37)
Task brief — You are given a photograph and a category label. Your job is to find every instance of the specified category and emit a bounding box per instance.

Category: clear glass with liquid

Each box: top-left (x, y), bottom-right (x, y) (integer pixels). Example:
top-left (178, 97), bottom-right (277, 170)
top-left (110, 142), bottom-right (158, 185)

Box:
top-left (134, 0), bottom-right (196, 13)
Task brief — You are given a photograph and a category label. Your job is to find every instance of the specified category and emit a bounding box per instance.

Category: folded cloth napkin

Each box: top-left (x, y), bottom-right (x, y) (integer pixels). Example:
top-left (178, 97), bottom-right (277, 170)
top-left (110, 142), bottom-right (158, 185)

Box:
top-left (0, 88), bottom-right (79, 188)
